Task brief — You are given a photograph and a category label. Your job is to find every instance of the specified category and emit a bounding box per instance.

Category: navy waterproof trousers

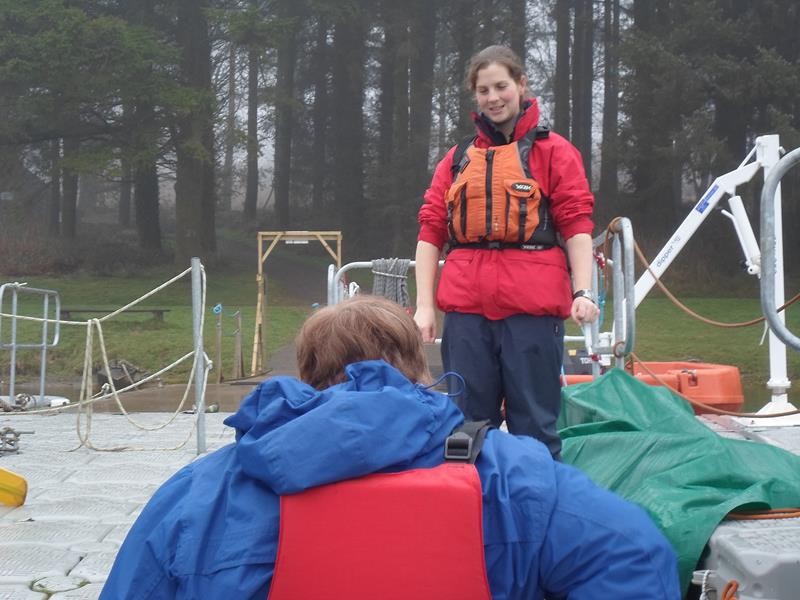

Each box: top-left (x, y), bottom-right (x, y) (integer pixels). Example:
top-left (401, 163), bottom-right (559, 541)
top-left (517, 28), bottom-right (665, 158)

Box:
top-left (441, 312), bottom-right (565, 458)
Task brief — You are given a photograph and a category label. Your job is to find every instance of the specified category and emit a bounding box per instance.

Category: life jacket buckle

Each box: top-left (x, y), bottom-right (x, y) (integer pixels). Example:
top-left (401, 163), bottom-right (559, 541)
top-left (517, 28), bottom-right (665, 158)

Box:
top-left (444, 432), bottom-right (473, 461)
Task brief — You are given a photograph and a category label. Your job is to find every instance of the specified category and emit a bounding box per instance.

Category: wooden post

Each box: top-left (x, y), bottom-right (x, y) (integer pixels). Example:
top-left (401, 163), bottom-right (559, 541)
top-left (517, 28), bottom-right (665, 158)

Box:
top-left (250, 231), bottom-right (342, 376)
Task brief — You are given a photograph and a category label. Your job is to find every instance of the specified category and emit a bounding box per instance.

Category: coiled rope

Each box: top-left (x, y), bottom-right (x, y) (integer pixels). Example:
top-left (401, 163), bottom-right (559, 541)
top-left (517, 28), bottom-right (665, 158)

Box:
top-left (371, 258), bottom-right (410, 307)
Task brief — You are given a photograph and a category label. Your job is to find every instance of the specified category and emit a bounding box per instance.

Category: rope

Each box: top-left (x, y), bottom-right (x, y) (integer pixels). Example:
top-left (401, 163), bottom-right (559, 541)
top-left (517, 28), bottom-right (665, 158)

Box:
top-left (697, 570), bottom-right (711, 600)
top-left (371, 258), bottom-right (410, 307)
top-left (71, 265), bottom-right (211, 452)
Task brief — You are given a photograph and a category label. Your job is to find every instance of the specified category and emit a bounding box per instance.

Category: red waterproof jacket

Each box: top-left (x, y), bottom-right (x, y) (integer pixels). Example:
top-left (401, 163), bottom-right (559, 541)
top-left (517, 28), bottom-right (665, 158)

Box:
top-left (418, 99), bottom-right (594, 320)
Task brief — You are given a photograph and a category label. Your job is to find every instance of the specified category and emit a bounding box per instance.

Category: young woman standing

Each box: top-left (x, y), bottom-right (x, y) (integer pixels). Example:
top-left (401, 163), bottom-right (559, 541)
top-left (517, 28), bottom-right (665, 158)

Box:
top-left (414, 45), bottom-right (599, 459)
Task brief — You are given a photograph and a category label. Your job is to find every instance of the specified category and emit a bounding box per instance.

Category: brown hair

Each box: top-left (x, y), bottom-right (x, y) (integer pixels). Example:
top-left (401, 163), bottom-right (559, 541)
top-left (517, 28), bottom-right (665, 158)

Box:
top-left (296, 295), bottom-right (431, 389)
top-left (465, 45), bottom-right (526, 91)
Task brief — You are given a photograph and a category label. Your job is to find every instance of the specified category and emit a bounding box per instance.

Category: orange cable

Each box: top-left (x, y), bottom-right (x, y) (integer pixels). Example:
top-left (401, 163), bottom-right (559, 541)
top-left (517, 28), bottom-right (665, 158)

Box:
top-left (727, 508), bottom-right (800, 520)
top-left (721, 579), bottom-right (739, 600)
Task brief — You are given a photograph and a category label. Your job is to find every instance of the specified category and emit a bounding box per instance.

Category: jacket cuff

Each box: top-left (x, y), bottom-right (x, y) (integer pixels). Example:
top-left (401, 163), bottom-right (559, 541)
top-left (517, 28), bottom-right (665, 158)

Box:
top-left (559, 216), bottom-right (595, 240)
top-left (418, 226), bottom-right (446, 249)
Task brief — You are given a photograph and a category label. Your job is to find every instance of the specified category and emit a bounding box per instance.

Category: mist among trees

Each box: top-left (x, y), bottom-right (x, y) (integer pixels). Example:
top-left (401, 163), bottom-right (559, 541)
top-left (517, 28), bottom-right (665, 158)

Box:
top-left (1, 0), bottom-right (798, 278)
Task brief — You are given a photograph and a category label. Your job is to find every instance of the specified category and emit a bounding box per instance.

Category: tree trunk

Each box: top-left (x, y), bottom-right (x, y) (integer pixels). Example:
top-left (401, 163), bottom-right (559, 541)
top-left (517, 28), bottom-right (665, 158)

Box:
top-left (221, 42), bottom-right (237, 213)
top-left (174, 0), bottom-right (216, 265)
top-left (331, 1), bottom-right (368, 258)
top-left (119, 157), bottom-right (132, 228)
top-left (554, 0), bottom-right (571, 137)
top-left (571, 0), bottom-right (593, 181)
top-left (451, 0), bottom-right (479, 140)
top-left (628, 0), bottom-right (658, 211)
top-left (61, 137), bottom-right (79, 240)
top-left (509, 0), bottom-right (526, 62)
top-left (310, 16), bottom-right (330, 213)
top-left (273, 0), bottom-right (301, 229)
top-left (599, 0), bottom-right (619, 205)
top-left (134, 159), bottom-right (161, 251)
top-left (48, 139), bottom-right (61, 236)
top-left (436, 49), bottom-right (449, 158)
top-left (243, 42), bottom-right (259, 223)
top-left (477, 0), bottom-right (496, 48)
top-left (408, 0), bottom-right (436, 205)
top-left (377, 2), bottom-right (399, 171)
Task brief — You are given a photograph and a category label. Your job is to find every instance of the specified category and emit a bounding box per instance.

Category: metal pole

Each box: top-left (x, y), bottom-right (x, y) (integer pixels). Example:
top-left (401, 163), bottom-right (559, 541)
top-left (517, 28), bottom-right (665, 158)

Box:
top-left (39, 293), bottom-right (49, 403)
top-left (9, 288), bottom-right (18, 402)
top-left (757, 136), bottom-right (792, 401)
top-left (215, 311), bottom-right (223, 385)
top-left (233, 311), bottom-right (243, 379)
top-left (191, 258), bottom-right (206, 455)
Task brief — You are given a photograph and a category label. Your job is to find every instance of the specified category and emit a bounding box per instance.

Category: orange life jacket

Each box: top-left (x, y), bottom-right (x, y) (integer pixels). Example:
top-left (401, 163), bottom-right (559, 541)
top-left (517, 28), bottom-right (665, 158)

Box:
top-left (447, 126), bottom-right (556, 249)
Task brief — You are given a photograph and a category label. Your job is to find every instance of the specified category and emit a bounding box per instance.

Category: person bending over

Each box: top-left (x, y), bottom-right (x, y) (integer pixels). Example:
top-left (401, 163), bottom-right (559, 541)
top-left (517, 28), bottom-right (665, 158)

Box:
top-left (101, 295), bottom-right (679, 599)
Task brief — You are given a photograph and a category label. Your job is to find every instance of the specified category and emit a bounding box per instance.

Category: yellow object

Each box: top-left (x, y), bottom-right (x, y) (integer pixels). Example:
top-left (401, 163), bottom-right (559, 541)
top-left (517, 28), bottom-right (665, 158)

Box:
top-left (0, 467), bottom-right (27, 507)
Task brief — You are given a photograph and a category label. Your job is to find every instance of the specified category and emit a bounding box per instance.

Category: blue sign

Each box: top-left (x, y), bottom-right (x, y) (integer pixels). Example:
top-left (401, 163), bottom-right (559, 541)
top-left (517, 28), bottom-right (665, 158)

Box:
top-left (695, 184), bottom-right (719, 214)
top-left (212, 303), bottom-right (223, 314)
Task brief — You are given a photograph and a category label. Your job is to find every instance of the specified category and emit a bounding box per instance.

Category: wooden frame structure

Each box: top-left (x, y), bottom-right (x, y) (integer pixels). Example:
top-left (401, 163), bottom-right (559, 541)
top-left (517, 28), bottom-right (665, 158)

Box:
top-left (251, 231), bottom-right (342, 375)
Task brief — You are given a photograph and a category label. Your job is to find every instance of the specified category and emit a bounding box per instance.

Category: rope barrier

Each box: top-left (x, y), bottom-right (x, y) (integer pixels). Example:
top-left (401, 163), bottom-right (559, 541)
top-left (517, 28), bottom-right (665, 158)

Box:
top-left (1, 265), bottom-right (213, 452)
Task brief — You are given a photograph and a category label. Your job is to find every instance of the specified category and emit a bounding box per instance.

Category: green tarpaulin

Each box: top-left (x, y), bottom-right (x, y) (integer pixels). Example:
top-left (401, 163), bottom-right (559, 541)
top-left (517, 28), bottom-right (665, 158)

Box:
top-left (558, 369), bottom-right (800, 596)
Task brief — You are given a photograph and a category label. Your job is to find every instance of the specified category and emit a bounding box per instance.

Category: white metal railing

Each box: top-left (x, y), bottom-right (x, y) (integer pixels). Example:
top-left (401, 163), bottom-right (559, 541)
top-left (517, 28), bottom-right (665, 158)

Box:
top-left (0, 282), bottom-right (61, 405)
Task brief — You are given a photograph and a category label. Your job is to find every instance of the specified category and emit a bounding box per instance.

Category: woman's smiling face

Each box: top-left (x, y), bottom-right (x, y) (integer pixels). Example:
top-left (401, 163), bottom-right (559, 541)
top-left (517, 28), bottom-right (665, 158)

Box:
top-left (474, 62), bottom-right (527, 136)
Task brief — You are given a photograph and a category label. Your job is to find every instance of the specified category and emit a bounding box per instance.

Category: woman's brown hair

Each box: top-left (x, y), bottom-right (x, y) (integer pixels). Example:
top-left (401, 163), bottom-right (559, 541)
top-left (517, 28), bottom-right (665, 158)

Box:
top-left (465, 45), bottom-right (526, 91)
top-left (295, 295), bottom-right (432, 389)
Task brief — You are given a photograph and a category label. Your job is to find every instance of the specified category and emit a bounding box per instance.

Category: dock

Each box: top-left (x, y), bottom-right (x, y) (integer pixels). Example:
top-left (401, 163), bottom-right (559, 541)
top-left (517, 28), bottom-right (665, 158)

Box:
top-left (0, 411), bottom-right (236, 598)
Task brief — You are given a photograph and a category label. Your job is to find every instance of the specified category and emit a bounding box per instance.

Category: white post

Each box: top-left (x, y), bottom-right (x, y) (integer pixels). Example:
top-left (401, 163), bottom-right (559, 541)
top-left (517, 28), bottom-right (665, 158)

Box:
top-left (192, 258), bottom-right (207, 454)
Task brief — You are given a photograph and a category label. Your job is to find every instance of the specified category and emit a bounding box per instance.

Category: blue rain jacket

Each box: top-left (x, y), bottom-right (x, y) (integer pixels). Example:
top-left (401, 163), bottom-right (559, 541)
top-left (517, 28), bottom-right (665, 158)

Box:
top-left (101, 360), bottom-right (680, 599)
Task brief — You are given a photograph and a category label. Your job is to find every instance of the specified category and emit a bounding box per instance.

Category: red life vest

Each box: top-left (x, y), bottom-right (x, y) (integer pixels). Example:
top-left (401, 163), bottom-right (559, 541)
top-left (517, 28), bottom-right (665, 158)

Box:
top-left (268, 462), bottom-right (492, 600)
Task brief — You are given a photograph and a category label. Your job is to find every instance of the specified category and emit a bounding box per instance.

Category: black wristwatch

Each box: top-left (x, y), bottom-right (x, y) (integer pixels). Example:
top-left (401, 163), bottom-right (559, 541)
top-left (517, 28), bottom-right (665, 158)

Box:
top-left (572, 289), bottom-right (597, 305)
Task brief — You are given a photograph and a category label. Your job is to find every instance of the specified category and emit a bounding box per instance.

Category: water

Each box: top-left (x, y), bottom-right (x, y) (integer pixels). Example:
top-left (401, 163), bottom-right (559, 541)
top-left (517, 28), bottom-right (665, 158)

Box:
top-left (3, 380), bottom-right (252, 413)
top-left (742, 381), bottom-right (799, 414)
top-left (4, 377), bottom-right (798, 416)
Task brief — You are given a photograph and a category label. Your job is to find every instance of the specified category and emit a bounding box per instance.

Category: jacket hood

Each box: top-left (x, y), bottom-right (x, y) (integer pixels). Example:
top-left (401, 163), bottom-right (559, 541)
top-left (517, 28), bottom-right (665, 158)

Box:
top-left (473, 97), bottom-right (540, 146)
top-left (224, 360), bottom-right (465, 494)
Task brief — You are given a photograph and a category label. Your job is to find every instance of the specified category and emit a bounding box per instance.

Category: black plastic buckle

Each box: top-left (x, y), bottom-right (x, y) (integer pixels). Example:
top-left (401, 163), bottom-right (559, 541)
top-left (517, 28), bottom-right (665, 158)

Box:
top-left (486, 241), bottom-right (502, 250)
top-left (444, 431), bottom-right (473, 461)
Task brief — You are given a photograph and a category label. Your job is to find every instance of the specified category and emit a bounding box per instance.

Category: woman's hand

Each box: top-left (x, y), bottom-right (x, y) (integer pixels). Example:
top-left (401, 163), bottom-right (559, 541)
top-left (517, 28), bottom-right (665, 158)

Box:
top-left (413, 305), bottom-right (437, 343)
top-left (571, 296), bottom-right (599, 326)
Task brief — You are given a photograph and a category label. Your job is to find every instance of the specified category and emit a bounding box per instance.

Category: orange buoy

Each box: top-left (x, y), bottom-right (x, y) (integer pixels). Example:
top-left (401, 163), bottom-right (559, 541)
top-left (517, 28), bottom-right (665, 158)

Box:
top-left (563, 362), bottom-right (744, 414)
